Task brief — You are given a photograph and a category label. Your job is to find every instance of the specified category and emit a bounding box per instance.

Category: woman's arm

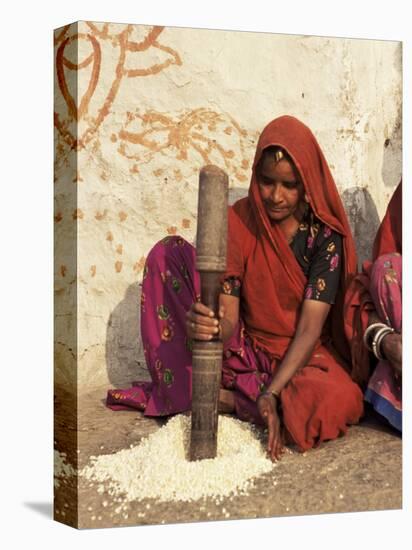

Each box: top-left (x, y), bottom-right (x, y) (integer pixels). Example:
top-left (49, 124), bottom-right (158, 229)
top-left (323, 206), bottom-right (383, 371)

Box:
top-left (258, 299), bottom-right (330, 461)
top-left (218, 293), bottom-right (240, 342)
top-left (267, 299), bottom-right (331, 394)
top-left (366, 311), bottom-right (402, 375)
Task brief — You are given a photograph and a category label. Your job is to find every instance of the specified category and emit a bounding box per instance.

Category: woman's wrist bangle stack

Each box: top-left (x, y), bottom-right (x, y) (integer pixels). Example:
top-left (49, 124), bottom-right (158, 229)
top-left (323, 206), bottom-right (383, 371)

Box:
top-left (373, 326), bottom-right (394, 360)
top-left (258, 389), bottom-right (280, 401)
top-left (363, 322), bottom-right (394, 361)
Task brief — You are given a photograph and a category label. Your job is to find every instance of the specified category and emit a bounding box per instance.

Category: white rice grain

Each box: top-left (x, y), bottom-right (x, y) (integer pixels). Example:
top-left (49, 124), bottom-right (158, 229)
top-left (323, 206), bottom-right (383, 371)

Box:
top-left (80, 415), bottom-right (274, 502)
top-left (54, 450), bottom-right (75, 488)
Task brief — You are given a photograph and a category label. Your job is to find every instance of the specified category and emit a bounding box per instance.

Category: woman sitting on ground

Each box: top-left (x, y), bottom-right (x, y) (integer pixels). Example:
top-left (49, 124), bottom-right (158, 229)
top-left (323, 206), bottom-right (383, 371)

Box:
top-left (107, 115), bottom-right (364, 460)
top-left (345, 182), bottom-right (402, 432)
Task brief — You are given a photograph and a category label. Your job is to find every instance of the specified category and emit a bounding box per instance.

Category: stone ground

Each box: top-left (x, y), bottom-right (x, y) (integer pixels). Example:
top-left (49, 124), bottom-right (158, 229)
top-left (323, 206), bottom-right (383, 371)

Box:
top-left (54, 386), bottom-right (402, 530)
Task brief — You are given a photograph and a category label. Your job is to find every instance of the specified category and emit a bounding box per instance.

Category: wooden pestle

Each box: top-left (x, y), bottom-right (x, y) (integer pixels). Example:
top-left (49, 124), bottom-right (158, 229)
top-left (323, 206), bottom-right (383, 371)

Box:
top-left (189, 165), bottom-right (228, 461)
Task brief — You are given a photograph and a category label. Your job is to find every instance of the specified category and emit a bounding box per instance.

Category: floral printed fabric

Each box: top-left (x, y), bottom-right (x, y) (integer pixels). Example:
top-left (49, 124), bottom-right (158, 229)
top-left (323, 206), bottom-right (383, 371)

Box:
top-left (107, 236), bottom-right (201, 415)
top-left (221, 276), bottom-right (242, 297)
top-left (222, 208), bottom-right (342, 304)
top-left (364, 252), bottom-right (402, 431)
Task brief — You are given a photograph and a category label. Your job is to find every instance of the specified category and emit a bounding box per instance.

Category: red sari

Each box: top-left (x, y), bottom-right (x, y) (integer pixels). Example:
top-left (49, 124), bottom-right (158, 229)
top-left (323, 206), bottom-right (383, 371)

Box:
top-left (223, 115), bottom-right (363, 449)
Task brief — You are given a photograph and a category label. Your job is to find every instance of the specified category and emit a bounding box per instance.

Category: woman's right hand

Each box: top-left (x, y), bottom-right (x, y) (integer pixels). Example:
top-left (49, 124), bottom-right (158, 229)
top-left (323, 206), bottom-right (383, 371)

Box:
top-left (186, 302), bottom-right (222, 341)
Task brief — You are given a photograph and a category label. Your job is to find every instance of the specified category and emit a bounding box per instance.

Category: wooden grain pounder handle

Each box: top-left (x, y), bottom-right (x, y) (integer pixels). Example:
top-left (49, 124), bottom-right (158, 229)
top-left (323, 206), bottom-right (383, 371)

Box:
top-left (189, 165), bottom-right (228, 461)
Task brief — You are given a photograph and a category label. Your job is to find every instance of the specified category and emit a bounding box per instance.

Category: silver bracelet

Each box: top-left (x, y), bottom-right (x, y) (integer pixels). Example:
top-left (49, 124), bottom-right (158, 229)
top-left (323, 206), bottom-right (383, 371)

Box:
top-left (372, 326), bottom-right (394, 360)
top-left (363, 322), bottom-right (388, 352)
top-left (377, 327), bottom-right (395, 361)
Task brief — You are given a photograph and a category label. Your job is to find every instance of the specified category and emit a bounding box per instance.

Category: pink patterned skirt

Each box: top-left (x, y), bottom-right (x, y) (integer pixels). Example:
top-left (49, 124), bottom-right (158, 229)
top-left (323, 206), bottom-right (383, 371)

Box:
top-left (364, 253), bottom-right (402, 431)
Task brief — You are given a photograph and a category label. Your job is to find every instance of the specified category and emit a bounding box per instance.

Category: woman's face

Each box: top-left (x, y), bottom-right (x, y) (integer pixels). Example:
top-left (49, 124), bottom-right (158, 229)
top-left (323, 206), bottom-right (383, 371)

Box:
top-left (257, 150), bottom-right (304, 224)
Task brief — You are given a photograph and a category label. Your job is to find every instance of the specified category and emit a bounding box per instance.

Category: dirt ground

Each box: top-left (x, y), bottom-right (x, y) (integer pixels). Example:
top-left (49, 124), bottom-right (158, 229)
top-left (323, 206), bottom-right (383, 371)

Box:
top-left (54, 386), bottom-right (402, 530)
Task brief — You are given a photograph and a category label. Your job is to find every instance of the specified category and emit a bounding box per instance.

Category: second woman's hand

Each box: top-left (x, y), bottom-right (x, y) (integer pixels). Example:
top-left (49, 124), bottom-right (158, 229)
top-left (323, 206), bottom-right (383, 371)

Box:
top-left (257, 393), bottom-right (283, 461)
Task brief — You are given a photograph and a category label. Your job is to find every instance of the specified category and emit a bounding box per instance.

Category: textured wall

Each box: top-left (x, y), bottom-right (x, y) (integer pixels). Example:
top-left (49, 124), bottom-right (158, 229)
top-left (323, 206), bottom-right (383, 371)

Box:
top-left (54, 22), bottom-right (402, 392)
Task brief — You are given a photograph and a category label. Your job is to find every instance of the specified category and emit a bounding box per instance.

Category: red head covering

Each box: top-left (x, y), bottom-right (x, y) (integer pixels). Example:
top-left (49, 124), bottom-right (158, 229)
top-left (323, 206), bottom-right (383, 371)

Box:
top-left (372, 180), bottom-right (402, 259)
top-left (226, 115), bottom-right (357, 365)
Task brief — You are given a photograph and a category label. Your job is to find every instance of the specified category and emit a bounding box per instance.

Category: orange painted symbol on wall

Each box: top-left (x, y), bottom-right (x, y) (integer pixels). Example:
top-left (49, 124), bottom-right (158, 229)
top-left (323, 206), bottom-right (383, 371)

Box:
top-left (56, 33), bottom-right (101, 122)
top-left (117, 108), bottom-right (254, 182)
top-left (54, 23), bottom-right (182, 153)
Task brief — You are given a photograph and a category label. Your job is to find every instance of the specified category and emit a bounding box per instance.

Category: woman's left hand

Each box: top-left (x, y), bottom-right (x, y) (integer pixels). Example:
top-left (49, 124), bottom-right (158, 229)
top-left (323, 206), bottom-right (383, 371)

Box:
top-left (257, 393), bottom-right (283, 461)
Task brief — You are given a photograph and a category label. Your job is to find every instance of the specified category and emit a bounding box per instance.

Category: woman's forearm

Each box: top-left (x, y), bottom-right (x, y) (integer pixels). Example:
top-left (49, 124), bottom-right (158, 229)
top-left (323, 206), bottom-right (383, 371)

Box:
top-left (367, 306), bottom-right (402, 371)
top-left (266, 298), bottom-right (330, 395)
top-left (218, 293), bottom-right (240, 343)
top-left (219, 316), bottom-right (236, 343)
top-left (367, 310), bottom-right (381, 326)
top-left (267, 329), bottom-right (320, 394)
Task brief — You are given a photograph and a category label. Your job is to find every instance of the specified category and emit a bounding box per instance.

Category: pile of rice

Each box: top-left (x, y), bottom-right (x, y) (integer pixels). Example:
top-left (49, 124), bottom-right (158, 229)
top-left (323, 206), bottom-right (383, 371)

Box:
top-left (80, 415), bottom-right (275, 502)
top-left (54, 450), bottom-right (76, 488)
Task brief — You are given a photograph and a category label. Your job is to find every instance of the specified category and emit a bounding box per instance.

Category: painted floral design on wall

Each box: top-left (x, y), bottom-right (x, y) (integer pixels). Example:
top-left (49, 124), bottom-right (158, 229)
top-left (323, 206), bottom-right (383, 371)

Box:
top-left (54, 22), bottom-right (182, 153)
top-left (116, 108), bottom-right (253, 183)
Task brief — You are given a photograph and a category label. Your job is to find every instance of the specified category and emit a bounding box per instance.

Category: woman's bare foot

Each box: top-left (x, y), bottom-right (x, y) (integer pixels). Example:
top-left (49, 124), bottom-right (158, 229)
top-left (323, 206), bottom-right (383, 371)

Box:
top-left (218, 389), bottom-right (235, 413)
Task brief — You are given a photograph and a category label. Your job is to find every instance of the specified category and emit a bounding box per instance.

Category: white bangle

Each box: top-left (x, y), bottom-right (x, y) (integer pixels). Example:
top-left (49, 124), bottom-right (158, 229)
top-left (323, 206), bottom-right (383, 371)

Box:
top-left (372, 326), bottom-right (394, 360)
top-left (363, 322), bottom-right (388, 352)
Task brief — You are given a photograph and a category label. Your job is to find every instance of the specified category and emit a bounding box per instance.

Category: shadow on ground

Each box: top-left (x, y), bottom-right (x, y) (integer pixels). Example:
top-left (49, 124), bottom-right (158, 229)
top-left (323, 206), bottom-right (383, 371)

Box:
top-left (24, 502), bottom-right (53, 519)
